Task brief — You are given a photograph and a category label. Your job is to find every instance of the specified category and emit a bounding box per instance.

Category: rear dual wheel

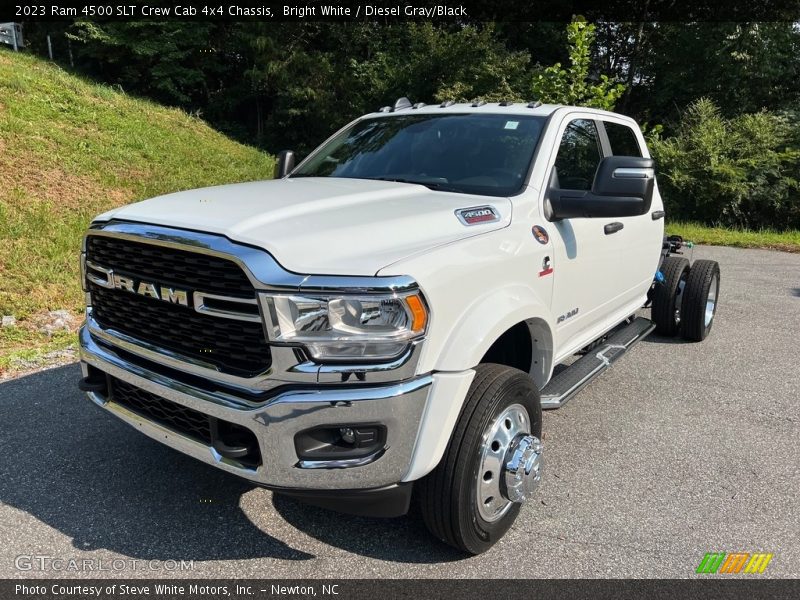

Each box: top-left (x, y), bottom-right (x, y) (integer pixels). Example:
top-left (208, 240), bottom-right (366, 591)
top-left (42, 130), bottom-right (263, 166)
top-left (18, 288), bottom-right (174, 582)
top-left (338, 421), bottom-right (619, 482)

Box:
top-left (679, 259), bottom-right (721, 342)
top-left (652, 257), bottom-right (720, 342)
top-left (652, 256), bottom-right (690, 336)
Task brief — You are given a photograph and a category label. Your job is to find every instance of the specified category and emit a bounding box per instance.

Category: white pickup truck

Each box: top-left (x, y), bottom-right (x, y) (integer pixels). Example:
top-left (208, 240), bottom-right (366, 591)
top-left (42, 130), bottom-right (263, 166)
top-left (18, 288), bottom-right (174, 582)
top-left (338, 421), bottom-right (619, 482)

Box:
top-left (78, 99), bottom-right (721, 554)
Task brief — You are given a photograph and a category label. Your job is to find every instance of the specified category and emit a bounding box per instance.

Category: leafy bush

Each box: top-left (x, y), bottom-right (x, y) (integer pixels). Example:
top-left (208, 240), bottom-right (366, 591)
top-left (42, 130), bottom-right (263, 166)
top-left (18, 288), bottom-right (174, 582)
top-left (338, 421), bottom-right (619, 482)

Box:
top-left (650, 98), bottom-right (800, 230)
top-left (530, 19), bottom-right (625, 111)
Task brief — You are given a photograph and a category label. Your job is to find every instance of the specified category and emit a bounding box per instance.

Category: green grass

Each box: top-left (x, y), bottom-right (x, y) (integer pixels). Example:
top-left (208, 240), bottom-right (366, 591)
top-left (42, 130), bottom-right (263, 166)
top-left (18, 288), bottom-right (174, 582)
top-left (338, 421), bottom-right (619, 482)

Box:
top-left (666, 221), bottom-right (800, 253)
top-left (0, 51), bottom-right (274, 373)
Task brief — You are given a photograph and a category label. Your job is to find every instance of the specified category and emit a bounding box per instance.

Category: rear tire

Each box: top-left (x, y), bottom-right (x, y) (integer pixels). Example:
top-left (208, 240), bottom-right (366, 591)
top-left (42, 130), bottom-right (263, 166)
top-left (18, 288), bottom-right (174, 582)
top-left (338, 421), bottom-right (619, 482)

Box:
top-left (652, 256), bottom-right (690, 336)
top-left (680, 259), bottom-right (721, 342)
top-left (417, 364), bottom-right (542, 555)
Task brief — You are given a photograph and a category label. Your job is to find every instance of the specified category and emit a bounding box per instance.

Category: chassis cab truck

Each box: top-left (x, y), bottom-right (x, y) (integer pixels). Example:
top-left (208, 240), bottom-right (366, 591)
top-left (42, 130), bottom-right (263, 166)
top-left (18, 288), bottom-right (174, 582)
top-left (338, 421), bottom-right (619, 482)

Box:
top-left (79, 100), bottom-right (720, 553)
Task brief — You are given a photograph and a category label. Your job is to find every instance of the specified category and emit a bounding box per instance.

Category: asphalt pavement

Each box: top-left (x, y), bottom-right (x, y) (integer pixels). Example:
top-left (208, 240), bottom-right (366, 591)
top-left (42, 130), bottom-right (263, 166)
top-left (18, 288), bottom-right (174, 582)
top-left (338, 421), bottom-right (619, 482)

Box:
top-left (1, 245), bottom-right (799, 579)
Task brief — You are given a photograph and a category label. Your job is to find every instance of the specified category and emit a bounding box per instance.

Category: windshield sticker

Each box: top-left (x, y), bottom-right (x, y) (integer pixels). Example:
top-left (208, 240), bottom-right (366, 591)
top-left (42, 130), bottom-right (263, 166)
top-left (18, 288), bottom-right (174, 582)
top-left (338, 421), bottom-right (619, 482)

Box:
top-left (457, 206), bottom-right (500, 226)
top-left (504, 121), bottom-right (520, 130)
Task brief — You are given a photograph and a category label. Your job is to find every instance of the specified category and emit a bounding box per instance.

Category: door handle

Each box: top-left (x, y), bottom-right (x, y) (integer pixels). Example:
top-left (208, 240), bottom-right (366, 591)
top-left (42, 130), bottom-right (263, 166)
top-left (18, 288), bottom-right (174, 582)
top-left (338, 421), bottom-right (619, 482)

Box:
top-left (651, 210), bottom-right (665, 220)
top-left (604, 222), bottom-right (624, 235)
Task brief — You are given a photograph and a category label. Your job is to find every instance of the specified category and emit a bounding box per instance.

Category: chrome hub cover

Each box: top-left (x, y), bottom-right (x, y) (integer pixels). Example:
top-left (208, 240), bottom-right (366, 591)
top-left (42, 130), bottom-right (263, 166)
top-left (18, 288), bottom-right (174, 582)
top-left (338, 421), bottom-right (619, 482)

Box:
top-left (476, 403), bottom-right (542, 522)
top-left (503, 434), bottom-right (543, 503)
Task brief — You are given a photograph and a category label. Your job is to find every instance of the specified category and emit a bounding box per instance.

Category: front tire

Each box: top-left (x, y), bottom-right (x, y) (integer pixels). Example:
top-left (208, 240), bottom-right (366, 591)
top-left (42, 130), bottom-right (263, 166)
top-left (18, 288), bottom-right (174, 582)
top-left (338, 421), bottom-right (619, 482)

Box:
top-left (417, 364), bottom-right (542, 555)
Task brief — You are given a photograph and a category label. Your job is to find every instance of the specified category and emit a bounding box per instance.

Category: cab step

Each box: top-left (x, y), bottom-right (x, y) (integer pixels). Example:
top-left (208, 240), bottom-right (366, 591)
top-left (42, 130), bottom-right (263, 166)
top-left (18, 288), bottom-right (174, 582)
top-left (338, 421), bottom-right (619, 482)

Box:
top-left (540, 317), bottom-right (655, 410)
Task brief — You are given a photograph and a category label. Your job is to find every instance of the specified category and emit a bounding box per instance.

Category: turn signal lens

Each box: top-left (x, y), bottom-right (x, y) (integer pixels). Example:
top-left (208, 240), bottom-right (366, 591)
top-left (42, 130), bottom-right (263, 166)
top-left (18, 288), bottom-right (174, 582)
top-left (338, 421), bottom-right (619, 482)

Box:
top-left (405, 294), bottom-right (427, 333)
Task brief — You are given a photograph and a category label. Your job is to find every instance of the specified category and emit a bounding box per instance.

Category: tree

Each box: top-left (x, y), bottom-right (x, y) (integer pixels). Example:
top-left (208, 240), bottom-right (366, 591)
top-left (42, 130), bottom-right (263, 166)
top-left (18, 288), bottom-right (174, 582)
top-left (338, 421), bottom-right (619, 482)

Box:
top-left (625, 23), bottom-right (800, 125)
top-left (66, 21), bottom-right (227, 108)
top-left (529, 19), bottom-right (625, 111)
top-left (649, 98), bottom-right (800, 229)
top-left (353, 23), bottom-right (530, 104)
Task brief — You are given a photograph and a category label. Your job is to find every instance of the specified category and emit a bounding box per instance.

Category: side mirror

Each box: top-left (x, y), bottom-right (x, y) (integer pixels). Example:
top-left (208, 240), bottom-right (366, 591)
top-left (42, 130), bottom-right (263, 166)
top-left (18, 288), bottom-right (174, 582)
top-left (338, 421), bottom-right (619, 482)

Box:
top-left (545, 156), bottom-right (655, 220)
top-left (274, 150), bottom-right (296, 179)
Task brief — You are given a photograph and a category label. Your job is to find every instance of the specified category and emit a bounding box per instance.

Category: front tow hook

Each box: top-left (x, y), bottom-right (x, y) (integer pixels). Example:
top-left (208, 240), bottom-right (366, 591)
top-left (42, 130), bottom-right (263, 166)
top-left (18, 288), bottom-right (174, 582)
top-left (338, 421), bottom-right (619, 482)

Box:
top-left (78, 376), bottom-right (108, 394)
top-left (209, 417), bottom-right (251, 459)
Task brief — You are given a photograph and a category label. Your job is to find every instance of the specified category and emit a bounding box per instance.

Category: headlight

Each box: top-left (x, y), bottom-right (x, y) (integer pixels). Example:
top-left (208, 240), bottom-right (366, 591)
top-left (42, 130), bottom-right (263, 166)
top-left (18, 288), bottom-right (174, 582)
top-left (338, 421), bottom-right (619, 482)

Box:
top-left (260, 292), bottom-right (428, 361)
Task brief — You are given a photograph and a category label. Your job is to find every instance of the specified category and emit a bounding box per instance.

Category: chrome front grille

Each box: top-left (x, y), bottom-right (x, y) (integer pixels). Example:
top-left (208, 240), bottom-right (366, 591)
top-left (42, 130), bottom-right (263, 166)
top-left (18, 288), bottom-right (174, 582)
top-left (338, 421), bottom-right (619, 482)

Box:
top-left (85, 234), bottom-right (272, 377)
top-left (86, 235), bottom-right (254, 296)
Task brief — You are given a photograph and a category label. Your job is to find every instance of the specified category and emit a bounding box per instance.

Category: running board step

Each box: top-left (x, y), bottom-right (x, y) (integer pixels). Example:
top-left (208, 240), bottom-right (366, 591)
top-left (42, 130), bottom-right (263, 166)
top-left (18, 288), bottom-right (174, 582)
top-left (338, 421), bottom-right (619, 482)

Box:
top-left (540, 317), bottom-right (655, 410)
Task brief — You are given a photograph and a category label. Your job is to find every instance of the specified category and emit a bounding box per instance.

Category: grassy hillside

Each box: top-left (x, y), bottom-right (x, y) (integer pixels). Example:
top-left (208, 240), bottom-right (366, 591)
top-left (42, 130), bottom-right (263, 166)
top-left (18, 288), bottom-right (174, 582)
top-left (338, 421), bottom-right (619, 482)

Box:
top-left (0, 51), bottom-right (274, 373)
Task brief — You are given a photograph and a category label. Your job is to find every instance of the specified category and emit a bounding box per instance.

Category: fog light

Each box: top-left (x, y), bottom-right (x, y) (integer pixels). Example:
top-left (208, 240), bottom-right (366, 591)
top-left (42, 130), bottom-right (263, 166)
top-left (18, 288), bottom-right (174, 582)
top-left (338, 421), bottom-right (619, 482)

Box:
top-left (340, 427), bottom-right (356, 444)
top-left (295, 425), bottom-right (386, 462)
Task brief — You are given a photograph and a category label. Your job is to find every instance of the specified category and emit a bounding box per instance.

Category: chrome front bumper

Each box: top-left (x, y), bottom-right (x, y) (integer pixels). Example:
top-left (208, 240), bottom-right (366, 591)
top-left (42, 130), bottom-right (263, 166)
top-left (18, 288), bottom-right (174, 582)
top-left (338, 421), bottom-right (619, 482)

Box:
top-left (79, 325), bottom-right (431, 490)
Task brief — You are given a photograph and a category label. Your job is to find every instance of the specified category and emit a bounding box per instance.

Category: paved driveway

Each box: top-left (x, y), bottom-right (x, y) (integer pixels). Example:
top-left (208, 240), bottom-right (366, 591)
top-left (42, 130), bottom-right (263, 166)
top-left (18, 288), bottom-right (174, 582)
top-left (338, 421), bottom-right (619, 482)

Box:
top-left (1, 246), bottom-right (798, 578)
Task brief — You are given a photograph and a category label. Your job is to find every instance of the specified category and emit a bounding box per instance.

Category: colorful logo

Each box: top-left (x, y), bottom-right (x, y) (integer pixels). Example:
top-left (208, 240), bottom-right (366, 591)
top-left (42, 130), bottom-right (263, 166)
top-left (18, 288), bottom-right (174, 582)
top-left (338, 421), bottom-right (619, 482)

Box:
top-left (456, 206), bottom-right (499, 226)
top-left (696, 552), bottom-right (773, 574)
top-left (539, 256), bottom-right (553, 277)
top-left (532, 225), bottom-right (549, 244)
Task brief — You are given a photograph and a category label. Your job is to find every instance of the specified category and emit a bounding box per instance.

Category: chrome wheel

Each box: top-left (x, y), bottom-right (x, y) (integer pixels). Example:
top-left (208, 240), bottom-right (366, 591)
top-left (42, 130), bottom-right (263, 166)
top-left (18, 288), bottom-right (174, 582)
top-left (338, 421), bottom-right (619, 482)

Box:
top-left (476, 403), bottom-right (540, 522)
top-left (705, 274), bottom-right (718, 327)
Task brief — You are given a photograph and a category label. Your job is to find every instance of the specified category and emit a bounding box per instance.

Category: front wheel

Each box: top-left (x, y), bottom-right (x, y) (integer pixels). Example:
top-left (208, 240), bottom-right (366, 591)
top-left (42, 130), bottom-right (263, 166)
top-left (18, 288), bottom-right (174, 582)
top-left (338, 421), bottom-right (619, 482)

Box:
top-left (417, 364), bottom-right (542, 555)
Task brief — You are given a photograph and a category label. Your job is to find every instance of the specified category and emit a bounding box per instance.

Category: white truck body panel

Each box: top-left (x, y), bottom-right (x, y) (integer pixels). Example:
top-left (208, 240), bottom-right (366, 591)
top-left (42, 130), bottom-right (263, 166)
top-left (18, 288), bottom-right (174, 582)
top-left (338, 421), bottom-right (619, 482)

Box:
top-left (529, 108), bottom-right (665, 357)
top-left (97, 177), bottom-right (512, 276)
top-left (402, 369), bottom-right (476, 482)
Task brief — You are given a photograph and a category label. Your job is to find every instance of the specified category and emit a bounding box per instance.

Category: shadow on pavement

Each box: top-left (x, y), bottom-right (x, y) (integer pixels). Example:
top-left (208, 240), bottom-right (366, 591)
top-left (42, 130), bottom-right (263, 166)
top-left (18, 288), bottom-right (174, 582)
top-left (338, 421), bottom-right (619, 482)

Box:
top-left (639, 332), bottom-right (686, 346)
top-left (0, 364), bottom-right (311, 562)
top-left (271, 494), bottom-right (465, 564)
top-left (1, 363), bottom-right (465, 565)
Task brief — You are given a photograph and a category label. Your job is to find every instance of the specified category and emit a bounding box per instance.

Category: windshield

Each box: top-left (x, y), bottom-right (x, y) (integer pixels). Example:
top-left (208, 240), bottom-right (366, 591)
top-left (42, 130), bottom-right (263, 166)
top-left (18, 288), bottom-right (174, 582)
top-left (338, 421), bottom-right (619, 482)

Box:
top-left (292, 113), bottom-right (546, 197)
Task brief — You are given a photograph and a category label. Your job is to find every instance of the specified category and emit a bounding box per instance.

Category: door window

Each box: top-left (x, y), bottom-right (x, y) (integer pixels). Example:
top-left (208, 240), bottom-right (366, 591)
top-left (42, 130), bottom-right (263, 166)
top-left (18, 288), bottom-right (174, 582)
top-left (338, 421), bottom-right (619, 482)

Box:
top-left (553, 119), bottom-right (603, 190)
top-left (605, 122), bottom-right (643, 157)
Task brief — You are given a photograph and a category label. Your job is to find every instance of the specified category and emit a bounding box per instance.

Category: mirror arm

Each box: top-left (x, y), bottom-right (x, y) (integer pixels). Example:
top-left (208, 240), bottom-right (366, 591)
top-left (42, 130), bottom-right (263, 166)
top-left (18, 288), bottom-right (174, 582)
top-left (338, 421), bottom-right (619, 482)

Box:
top-left (274, 150), bottom-right (296, 179)
top-left (546, 188), bottom-right (590, 221)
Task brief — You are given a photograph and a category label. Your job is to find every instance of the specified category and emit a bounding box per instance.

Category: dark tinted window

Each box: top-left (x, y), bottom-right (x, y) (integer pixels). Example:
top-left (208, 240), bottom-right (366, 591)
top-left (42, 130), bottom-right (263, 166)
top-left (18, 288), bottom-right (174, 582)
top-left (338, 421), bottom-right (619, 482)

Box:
top-left (293, 113), bottom-right (545, 197)
top-left (553, 119), bottom-right (602, 190)
top-left (605, 122), bottom-right (643, 157)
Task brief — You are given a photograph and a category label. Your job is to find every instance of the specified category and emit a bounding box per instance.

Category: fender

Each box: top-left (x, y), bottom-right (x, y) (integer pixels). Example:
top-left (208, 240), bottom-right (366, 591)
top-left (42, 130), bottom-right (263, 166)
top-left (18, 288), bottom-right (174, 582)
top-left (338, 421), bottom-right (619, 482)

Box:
top-left (432, 283), bottom-right (555, 385)
top-left (402, 284), bottom-right (555, 483)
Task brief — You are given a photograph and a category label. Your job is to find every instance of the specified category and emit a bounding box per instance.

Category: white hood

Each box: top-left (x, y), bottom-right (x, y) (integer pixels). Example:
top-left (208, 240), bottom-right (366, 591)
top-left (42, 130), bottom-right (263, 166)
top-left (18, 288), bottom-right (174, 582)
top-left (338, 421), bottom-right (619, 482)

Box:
top-left (99, 177), bottom-right (512, 275)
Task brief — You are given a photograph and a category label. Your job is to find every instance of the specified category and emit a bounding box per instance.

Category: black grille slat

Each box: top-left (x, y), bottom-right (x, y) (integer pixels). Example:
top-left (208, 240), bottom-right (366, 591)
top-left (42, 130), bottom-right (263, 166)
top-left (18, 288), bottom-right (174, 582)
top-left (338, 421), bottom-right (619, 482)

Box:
top-left (86, 236), bottom-right (253, 296)
top-left (111, 378), bottom-right (213, 444)
top-left (109, 378), bottom-right (262, 468)
top-left (89, 284), bottom-right (271, 376)
top-left (86, 235), bottom-right (271, 377)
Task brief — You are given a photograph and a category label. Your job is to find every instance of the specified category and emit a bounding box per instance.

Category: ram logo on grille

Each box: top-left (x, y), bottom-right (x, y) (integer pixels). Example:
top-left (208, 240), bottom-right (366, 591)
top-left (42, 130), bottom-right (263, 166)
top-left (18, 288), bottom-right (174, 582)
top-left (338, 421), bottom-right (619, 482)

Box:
top-left (86, 262), bottom-right (189, 306)
top-left (113, 275), bottom-right (189, 306)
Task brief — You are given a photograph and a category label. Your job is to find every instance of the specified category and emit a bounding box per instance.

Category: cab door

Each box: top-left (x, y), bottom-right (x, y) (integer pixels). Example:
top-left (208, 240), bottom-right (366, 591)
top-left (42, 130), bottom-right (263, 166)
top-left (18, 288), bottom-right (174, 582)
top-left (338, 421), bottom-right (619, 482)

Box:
top-left (544, 117), bottom-right (626, 354)
top-left (599, 118), bottom-right (665, 306)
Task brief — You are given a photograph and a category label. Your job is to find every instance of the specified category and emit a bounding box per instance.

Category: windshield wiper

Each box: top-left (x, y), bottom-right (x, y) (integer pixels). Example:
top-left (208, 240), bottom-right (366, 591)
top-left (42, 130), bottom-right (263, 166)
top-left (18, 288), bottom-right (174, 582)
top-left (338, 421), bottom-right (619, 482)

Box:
top-left (370, 176), bottom-right (456, 192)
